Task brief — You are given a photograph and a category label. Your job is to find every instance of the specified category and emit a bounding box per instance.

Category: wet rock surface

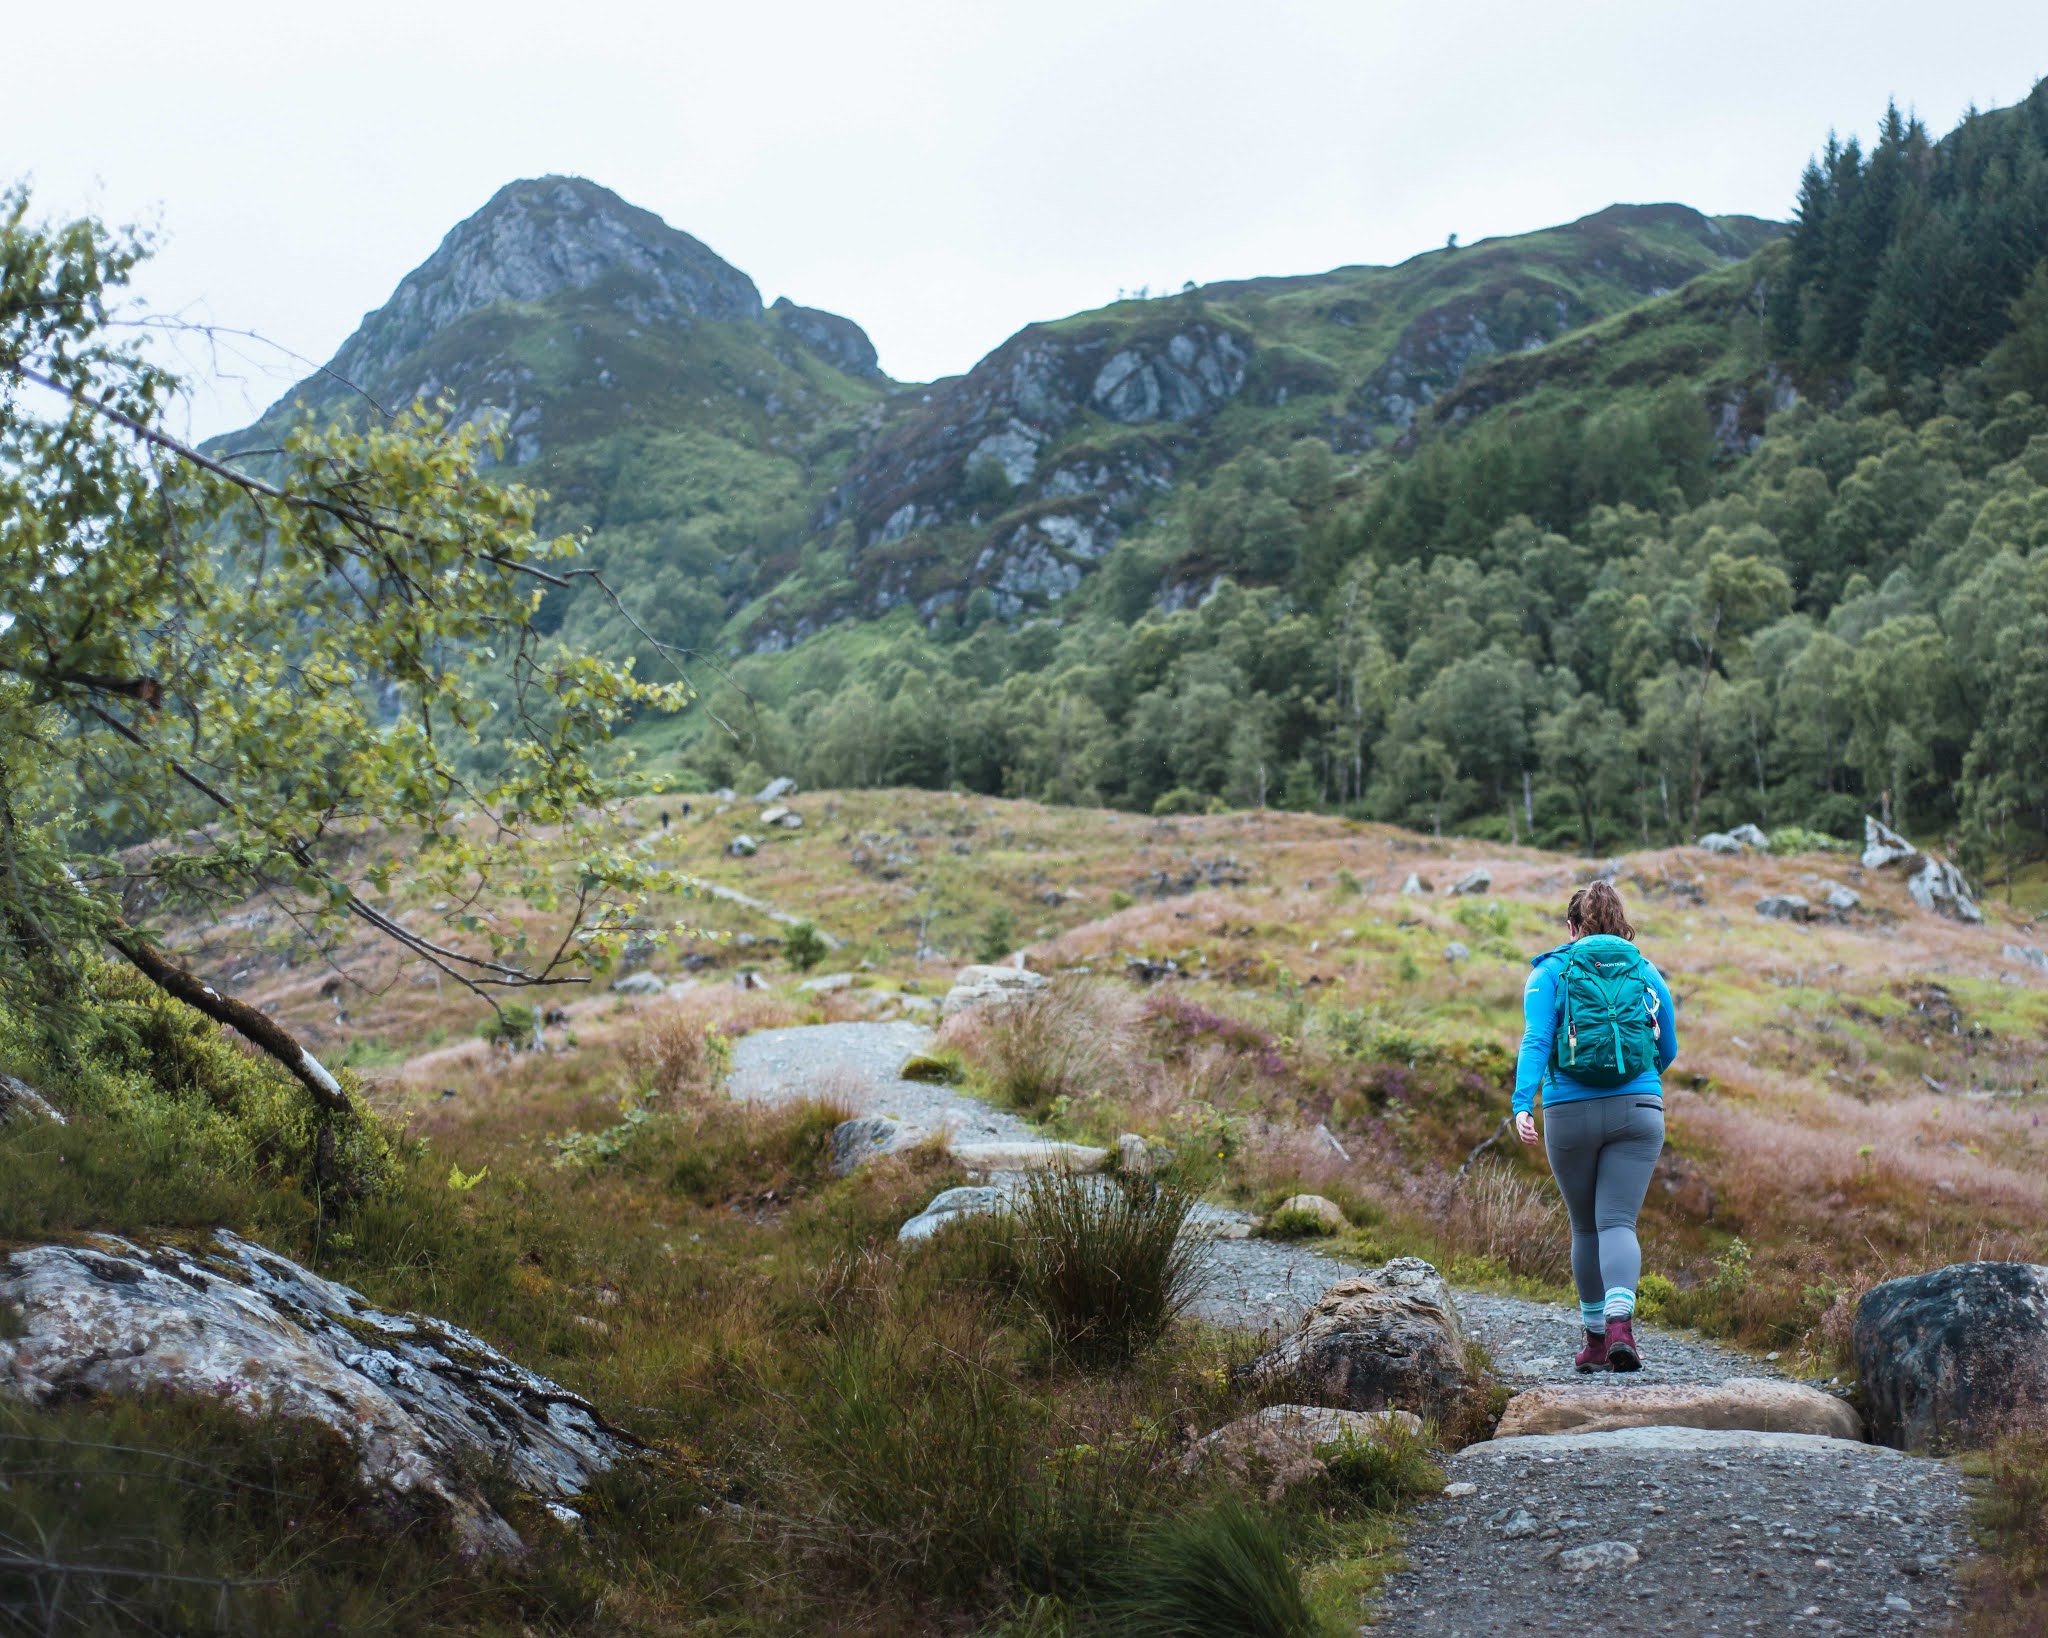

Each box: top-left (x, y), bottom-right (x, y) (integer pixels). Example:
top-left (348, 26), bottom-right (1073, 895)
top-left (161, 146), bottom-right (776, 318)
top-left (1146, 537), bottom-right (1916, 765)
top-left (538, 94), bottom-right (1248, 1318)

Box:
top-left (0, 1231), bottom-right (635, 1553)
top-left (1377, 1428), bottom-right (1970, 1636)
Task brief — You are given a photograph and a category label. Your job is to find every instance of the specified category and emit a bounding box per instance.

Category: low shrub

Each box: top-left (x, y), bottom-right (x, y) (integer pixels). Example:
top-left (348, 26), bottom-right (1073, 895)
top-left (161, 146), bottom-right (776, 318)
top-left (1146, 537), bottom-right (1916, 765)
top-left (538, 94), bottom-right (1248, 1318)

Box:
top-left (1007, 1167), bottom-right (1207, 1366)
top-left (1635, 1271), bottom-right (1679, 1317)
top-left (784, 920), bottom-right (829, 972)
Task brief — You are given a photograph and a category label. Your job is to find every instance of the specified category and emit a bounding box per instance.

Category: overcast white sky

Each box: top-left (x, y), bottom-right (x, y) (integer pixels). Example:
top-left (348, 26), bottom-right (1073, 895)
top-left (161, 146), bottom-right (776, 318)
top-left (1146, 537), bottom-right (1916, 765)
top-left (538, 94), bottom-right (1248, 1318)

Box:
top-left (9, 1), bottom-right (2044, 438)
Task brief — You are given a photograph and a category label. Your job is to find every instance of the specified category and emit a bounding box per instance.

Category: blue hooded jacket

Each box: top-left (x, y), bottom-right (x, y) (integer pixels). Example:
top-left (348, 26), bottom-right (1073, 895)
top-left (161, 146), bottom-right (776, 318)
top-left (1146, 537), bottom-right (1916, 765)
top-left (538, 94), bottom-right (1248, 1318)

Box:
top-left (1513, 941), bottom-right (1678, 1116)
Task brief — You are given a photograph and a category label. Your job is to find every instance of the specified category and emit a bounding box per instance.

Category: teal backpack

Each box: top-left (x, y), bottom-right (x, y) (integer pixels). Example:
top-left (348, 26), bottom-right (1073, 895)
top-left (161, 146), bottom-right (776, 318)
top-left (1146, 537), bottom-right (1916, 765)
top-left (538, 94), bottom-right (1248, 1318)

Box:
top-left (1547, 933), bottom-right (1658, 1088)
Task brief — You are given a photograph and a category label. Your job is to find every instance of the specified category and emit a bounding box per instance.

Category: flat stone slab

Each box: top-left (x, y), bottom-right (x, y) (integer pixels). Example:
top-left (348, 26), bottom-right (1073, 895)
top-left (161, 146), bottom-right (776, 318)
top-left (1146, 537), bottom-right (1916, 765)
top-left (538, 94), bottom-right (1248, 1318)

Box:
top-left (1496, 1378), bottom-right (1862, 1442)
top-left (1377, 1426), bottom-right (1971, 1635)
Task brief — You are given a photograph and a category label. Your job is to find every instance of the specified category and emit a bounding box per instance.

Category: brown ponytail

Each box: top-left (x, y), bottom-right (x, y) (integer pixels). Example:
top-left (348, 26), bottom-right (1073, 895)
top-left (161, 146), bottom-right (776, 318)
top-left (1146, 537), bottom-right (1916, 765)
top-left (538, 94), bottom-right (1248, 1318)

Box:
top-left (1567, 880), bottom-right (1635, 941)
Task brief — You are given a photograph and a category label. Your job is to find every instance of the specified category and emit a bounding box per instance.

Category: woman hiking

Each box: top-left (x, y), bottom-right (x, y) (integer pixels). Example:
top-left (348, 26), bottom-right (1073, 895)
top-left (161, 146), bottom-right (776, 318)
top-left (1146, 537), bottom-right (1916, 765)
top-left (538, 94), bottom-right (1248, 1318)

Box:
top-left (1513, 881), bottom-right (1678, 1372)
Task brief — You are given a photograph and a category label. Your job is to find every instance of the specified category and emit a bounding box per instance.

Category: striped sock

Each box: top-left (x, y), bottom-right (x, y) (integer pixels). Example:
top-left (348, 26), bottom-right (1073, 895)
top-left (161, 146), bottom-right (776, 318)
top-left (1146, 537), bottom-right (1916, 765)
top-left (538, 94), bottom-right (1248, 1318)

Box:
top-left (1580, 1302), bottom-right (1606, 1332)
top-left (1605, 1287), bottom-right (1635, 1320)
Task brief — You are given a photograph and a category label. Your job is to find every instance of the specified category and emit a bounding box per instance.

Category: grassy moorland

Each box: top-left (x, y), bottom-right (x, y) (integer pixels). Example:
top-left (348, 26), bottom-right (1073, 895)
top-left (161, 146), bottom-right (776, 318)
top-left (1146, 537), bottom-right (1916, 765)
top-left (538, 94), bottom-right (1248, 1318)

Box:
top-left (5, 789), bottom-right (2047, 1632)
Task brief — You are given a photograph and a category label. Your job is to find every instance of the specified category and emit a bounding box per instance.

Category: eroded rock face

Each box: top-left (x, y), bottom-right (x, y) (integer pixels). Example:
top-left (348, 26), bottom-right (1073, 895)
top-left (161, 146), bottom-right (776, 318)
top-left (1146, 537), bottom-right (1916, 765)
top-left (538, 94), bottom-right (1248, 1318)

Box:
top-left (0, 1232), bottom-right (635, 1553)
top-left (1855, 1261), bottom-right (2048, 1452)
top-left (1494, 1378), bottom-right (1861, 1441)
top-left (1246, 1257), bottom-right (1471, 1421)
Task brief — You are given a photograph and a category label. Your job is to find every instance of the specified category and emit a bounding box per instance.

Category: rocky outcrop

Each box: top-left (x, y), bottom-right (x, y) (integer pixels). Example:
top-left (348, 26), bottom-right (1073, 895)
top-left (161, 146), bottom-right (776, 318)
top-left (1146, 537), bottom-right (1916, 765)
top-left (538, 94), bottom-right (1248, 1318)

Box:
top-left (771, 295), bottom-right (883, 378)
top-left (1182, 1405), bottom-right (1423, 1500)
top-left (1494, 1378), bottom-right (1861, 1441)
top-left (1246, 1257), bottom-right (1472, 1422)
top-left (1860, 817), bottom-right (1982, 922)
top-left (0, 1231), bottom-right (635, 1552)
top-left (1855, 1261), bottom-right (2048, 1451)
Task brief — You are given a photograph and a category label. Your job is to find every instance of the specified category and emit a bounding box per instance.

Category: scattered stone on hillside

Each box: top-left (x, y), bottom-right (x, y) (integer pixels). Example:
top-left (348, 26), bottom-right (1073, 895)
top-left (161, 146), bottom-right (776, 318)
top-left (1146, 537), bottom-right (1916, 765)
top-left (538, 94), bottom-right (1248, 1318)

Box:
top-left (898, 1183), bottom-right (1009, 1242)
top-left (1445, 868), bottom-right (1492, 895)
top-left (1117, 1132), bottom-right (1154, 1174)
top-left (799, 972), bottom-right (854, 993)
top-left (759, 804), bottom-right (790, 825)
top-left (1907, 853), bottom-right (1983, 922)
top-left (1182, 1405), bottom-right (1424, 1501)
top-left (1443, 940), bottom-right (1471, 965)
top-left (1855, 1261), bottom-right (2048, 1451)
top-left (754, 776), bottom-right (797, 804)
top-left (1821, 881), bottom-right (1861, 913)
top-left (1726, 823), bottom-right (1770, 849)
top-left (1754, 894), bottom-right (1811, 922)
top-left (2006, 943), bottom-right (2048, 971)
top-left (727, 833), bottom-right (759, 857)
top-left (1400, 873), bottom-right (1433, 895)
top-left (830, 1114), bottom-right (907, 1176)
top-left (1862, 814), bottom-right (1919, 870)
top-left (1493, 1377), bottom-right (1861, 1441)
top-left (733, 971), bottom-right (770, 991)
top-left (711, 786), bottom-right (737, 802)
top-left (1273, 1194), bottom-right (1348, 1234)
top-left (1246, 1257), bottom-right (1472, 1422)
top-left (1697, 832), bottom-right (1744, 854)
top-left (1555, 1541), bottom-right (1640, 1573)
top-left (941, 963), bottom-right (1047, 1016)
top-left (1126, 955), bottom-right (1178, 983)
top-left (0, 1073), bottom-right (64, 1126)
top-left (0, 1232), bottom-right (635, 1554)
top-left (611, 970), bottom-right (665, 996)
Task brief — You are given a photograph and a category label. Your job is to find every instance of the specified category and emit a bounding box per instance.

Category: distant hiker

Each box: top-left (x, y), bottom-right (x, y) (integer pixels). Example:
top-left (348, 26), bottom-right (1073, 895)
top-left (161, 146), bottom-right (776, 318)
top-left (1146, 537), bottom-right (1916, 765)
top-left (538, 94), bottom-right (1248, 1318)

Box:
top-left (1514, 880), bottom-right (1678, 1372)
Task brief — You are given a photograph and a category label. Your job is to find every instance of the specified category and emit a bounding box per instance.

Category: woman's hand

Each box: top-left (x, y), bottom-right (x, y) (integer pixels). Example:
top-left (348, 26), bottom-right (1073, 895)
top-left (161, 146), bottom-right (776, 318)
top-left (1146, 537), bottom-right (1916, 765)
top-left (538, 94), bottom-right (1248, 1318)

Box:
top-left (1514, 1112), bottom-right (1539, 1146)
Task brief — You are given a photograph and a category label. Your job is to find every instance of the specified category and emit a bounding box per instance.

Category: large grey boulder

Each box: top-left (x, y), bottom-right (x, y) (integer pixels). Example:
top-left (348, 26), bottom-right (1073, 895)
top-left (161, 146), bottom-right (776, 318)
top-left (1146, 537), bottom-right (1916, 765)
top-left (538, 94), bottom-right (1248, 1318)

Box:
top-left (1854, 1261), bottom-right (2048, 1451)
top-left (898, 1184), bottom-right (1011, 1242)
top-left (754, 776), bottom-right (798, 804)
top-left (0, 1231), bottom-right (635, 1552)
top-left (1726, 823), bottom-right (1771, 850)
top-left (2006, 944), bottom-right (2048, 972)
top-left (0, 1072), bottom-right (64, 1126)
top-left (1697, 832), bottom-right (1744, 854)
top-left (829, 1114), bottom-right (907, 1175)
top-left (1246, 1257), bottom-right (1472, 1422)
top-left (941, 963), bottom-right (1047, 1016)
top-left (1444, 868), bottom-right (1492, 896)
top-left (612, 969), bottom-right (665, 996)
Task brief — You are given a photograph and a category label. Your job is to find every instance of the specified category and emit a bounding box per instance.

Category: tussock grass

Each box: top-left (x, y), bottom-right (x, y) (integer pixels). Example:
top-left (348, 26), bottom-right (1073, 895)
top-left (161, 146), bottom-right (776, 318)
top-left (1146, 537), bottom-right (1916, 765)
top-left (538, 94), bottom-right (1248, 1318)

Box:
top-left (1109, 1498), bottom-right (1318, 1638)
top-left (1001, 1167), bottom-right (1209, 1366)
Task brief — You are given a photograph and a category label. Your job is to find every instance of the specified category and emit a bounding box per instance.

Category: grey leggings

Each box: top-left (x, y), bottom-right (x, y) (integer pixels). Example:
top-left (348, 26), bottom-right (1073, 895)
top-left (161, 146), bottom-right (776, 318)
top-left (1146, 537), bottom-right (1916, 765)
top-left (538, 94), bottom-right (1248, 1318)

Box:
top-left (1542, 1095), bottom-right (1665, 1308)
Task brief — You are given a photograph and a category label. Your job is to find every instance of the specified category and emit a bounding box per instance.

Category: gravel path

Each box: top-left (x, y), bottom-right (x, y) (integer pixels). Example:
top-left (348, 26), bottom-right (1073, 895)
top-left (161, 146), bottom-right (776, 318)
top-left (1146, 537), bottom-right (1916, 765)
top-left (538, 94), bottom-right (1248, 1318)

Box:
top-left (731, 1020), bottom-right (1979, 1634)
top-left (1372, 1427), bottom-right (1970, 1635)
top-left (727, 1021), bottom-right (1036, 1145)
top-left (726, 1023), bottom-right (1774, 1384)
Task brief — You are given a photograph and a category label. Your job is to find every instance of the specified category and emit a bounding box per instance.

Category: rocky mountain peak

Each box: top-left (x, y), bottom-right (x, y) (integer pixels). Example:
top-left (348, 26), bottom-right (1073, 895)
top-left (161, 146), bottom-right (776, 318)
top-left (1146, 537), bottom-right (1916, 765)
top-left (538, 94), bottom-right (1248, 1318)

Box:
top-left (322, 175), bottom-right (763, 398)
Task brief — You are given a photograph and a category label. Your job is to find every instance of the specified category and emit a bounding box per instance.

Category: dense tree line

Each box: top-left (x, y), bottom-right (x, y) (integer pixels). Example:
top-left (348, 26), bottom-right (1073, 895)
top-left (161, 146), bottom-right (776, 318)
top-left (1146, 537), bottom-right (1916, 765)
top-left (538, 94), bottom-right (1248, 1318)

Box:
top-left (675, 87), bottom-right (2048, 884)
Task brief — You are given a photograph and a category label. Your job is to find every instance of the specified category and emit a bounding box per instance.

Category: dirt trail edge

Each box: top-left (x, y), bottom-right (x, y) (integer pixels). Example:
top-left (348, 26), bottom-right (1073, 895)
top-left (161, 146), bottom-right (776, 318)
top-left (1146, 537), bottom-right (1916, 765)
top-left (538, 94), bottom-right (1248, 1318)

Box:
top-left (727, 1022), bottom-right (1979, 1635)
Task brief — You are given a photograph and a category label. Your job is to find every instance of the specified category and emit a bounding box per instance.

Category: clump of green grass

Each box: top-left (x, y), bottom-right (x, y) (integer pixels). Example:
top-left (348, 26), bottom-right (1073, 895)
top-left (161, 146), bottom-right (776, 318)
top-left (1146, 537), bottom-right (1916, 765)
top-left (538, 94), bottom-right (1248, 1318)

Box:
top-left (1109, 1497), bottom-right (1318, 1637)
top-left (1005, 1168), bottom-right (1206, 1366)
top-left (974, 982), bottom-right (1122, 1117)
top-left (900, 1049), bottom-right (966, 1085)
top-left (1315, 1422), bottom-right (1445, 1512)
top-left (1264, 1206), bottom-right (1338, 1241)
